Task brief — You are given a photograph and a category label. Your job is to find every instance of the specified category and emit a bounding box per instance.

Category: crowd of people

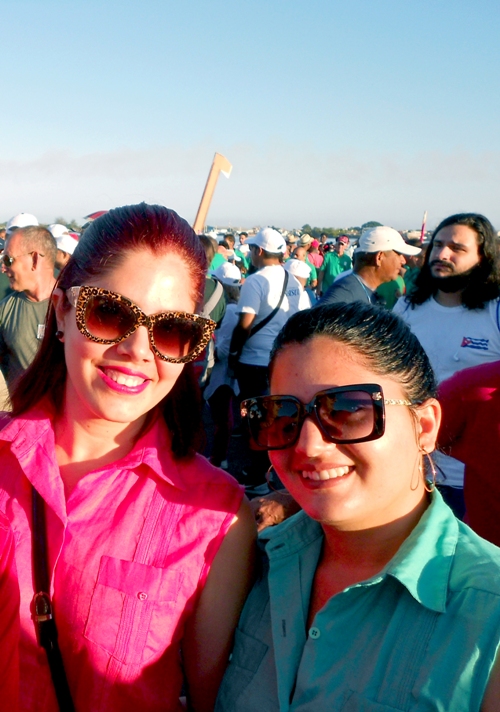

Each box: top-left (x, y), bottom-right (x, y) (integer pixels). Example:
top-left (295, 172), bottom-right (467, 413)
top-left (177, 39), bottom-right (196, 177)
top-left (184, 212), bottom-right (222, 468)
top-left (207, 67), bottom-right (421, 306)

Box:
top-left (0, 204), bottom-right (499, 710)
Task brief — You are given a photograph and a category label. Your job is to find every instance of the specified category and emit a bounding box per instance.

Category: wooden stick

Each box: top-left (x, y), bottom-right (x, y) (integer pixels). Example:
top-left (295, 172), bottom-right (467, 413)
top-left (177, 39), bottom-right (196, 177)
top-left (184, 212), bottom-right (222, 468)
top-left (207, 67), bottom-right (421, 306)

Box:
top-left (193, 153), bottom-right (232, 234)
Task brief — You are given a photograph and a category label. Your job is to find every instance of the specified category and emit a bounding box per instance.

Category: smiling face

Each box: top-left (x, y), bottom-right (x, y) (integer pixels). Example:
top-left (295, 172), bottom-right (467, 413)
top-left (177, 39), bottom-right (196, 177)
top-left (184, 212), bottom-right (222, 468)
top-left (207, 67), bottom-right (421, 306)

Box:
top-left (54, 248), bottom-right (196, 431)
top-left (269, 336), bottom-right (434, 531)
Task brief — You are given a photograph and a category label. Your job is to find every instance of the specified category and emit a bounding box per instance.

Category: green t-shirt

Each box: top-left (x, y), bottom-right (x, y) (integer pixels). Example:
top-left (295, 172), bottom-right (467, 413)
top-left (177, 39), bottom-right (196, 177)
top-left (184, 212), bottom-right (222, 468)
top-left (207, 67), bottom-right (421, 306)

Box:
top-left (377, 276), bottom-right (406, 310)
top-left (210, 253), bottom-right (227, 272)
top-left (234, 248), bottom-right (250, 271)
top-left (0, 291), bottom-right (49, 388)
top-left (305, 257), bottom-right (317, 285)
top-left (319, 252), bottom-right (352, 292)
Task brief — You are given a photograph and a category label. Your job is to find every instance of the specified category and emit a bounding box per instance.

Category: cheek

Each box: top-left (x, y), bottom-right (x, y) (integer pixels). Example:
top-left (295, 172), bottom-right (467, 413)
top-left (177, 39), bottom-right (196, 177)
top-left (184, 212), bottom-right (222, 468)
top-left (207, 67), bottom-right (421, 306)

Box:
top-left (156, 361), bottom-right (185, 390)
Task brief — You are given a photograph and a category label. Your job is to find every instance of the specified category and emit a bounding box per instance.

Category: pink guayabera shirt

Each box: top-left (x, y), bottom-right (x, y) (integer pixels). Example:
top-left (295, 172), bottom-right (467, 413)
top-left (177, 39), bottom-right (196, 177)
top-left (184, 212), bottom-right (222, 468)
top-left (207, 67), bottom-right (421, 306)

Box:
top-left (0, 406), bottom-right (243, 711)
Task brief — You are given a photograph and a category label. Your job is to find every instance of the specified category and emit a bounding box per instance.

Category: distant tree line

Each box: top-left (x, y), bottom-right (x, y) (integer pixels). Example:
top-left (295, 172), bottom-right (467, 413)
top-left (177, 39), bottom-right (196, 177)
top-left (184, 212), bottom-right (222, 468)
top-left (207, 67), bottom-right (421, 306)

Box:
top-left (300, 221), bottom-right (382, 238)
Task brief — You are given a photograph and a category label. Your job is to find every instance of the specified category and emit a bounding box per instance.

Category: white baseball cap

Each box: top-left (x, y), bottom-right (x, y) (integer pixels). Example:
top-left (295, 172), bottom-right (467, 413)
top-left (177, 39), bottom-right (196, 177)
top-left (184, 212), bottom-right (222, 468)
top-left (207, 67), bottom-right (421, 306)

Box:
top-left (56, 234), bottom-right (79, 255)
top-left (6, 213), bottom-right (39, 233)
top-left (357, 226), bottom-right (421, 256)
top-left (214, 262), bottom-right (242, 286)
top-left (284, 259), bottom-right (311, 280)
top-left (247, 227), bottom-right (286, 254)
top-left (48, 223), bottom-right (71, 239)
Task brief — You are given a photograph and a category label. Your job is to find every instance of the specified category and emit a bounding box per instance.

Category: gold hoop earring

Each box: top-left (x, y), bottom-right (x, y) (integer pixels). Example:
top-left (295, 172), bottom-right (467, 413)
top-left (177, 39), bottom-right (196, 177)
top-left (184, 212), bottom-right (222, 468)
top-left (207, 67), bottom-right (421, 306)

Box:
top-left (265, 466), bottom-right (281, 493)
top-left (420, 447), bottom-right (436, 493)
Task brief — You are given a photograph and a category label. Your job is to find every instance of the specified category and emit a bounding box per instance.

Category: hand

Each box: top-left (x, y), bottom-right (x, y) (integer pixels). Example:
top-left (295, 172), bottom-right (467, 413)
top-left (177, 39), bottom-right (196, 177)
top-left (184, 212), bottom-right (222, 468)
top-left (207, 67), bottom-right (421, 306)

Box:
top-left (249, 491), bottom-right (302, 532)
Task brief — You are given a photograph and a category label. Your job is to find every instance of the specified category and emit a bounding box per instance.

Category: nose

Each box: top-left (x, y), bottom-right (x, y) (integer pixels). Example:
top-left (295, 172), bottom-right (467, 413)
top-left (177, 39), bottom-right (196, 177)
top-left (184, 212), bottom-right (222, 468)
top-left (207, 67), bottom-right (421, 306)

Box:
top-left (433, 243), bottom-right (452, 262)
top-left (293, 414), bottom-right (333, 458)
top-left (115, 325), bottom-right (154, 361)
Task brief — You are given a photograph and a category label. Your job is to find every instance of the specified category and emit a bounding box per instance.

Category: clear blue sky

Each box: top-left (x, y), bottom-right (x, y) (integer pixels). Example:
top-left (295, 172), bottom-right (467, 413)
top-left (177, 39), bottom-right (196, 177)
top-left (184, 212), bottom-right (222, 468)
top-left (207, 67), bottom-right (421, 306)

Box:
top-left (1, 0), bottom-right (499, 229)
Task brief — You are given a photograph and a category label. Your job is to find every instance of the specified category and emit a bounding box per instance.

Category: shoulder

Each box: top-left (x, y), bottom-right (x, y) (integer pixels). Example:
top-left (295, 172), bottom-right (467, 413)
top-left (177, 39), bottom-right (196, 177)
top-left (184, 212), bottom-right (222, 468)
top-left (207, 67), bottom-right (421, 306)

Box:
top-left (393, 296), bottom-right (413, 315)
top-left (440, 361), bottom-right (500, 399)
top-left (177, 454), bottom-right (244, 508)
top-left (449, 521), bottom-right (500, 599)
top-left (0, 291), bottom-right (20, 314)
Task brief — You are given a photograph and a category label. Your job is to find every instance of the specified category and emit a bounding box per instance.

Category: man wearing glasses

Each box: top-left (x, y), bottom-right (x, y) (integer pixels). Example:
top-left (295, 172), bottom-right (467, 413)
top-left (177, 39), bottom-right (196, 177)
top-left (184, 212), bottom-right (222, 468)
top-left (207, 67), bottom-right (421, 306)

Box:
top-left (0, 225), bottom-right (57, 392)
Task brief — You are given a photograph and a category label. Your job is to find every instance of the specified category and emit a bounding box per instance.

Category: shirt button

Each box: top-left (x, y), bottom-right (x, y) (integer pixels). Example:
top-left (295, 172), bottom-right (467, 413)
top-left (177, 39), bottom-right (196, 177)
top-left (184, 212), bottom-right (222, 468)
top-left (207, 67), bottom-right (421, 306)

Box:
top-left (137, 591), bottom-right (148, 601)
top-left (309, 626), bottom-right (320, 639)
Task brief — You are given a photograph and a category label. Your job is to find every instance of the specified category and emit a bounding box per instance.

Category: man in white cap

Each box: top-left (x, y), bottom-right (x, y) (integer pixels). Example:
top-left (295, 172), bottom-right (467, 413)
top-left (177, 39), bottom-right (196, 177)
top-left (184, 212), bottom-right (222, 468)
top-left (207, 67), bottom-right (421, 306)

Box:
top-left (228, 227), bottom-right (304, 490)
top-left (48, 224), bottom-right (79, 272)
top-left (320, 226), bottom-right (420, 306)
top-left (0, 225), bottom-right (57, 391)
top-left (5, 213), bottom-right (39, 237)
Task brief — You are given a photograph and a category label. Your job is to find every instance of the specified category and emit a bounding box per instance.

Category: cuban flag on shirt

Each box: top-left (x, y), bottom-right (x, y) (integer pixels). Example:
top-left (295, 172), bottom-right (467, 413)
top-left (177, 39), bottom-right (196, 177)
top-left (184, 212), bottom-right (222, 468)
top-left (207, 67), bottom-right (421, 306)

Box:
top-left (461, 336), bottom-right (489, 350)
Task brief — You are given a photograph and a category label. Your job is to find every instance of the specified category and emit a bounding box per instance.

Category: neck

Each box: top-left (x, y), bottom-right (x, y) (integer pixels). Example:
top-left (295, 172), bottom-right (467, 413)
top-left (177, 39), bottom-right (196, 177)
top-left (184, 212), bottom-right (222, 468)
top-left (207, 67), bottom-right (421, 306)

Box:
top-left (433, 289), bottom-right (463, 307)
top-left (355, 266), bottom-right (381, 290)
top-left (24, 274), bottom-right (57, 302)
top-left (54, 386), bottom-right (148, 497)
top-left (259, 258), bottom-right (281, 269)
top-left (320, 495), bottom-right (428, 573)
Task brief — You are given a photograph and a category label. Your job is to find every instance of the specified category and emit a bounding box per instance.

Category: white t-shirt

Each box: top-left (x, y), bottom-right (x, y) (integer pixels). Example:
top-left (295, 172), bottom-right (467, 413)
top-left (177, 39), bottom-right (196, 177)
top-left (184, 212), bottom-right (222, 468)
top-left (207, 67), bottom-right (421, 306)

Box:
top-left (239, 265), bottom-right (303, 367)
top-left (393, 296), bottom-right (500, 382)
top-left (393, 296), bottom-right (500, 487)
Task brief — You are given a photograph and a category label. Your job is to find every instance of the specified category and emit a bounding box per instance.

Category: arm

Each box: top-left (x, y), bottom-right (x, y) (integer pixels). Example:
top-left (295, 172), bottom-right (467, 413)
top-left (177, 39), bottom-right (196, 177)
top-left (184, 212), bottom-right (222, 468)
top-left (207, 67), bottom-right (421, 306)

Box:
top-left (481, 648), bottom-right (500, 712)
top-left (228, 313), bottom-right (256, 371)
top-left (182, 499), bottom-right (257, 712)
top-left (317, 269), bottom-right (324, 295)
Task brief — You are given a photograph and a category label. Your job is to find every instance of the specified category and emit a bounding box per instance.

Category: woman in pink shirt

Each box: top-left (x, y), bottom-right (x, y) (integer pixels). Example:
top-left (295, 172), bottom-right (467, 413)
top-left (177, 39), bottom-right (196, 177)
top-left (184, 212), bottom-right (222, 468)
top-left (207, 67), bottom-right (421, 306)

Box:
top-left (0, 204), bottom-right (255, 712)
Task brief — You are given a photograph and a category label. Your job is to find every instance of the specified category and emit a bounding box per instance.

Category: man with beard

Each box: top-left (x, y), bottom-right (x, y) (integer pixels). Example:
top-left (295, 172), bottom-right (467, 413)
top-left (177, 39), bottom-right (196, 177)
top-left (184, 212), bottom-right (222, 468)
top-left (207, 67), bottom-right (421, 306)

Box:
top-left (394, 213), bottom-right (500, 516)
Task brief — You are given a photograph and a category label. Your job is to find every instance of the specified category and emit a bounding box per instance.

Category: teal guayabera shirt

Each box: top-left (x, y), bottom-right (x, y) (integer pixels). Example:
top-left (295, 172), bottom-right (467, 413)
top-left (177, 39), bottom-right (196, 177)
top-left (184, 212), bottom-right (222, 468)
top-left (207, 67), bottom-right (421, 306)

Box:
top-left (216, 491), bottom-right (500, 711)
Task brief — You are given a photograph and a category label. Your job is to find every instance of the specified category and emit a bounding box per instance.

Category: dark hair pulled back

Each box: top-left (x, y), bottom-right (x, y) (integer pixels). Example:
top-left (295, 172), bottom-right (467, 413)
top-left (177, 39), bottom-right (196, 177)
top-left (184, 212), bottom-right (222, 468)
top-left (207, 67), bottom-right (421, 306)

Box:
top-left (270, 302), bottom-right (437, 405)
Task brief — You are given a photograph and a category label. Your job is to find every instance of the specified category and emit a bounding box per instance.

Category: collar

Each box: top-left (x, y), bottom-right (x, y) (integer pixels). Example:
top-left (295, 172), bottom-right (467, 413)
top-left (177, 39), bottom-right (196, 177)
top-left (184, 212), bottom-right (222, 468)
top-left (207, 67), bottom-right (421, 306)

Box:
top-left (0, 404), bottom-right (189, 495)
top-left (261, 490), bottom-right (457, 613)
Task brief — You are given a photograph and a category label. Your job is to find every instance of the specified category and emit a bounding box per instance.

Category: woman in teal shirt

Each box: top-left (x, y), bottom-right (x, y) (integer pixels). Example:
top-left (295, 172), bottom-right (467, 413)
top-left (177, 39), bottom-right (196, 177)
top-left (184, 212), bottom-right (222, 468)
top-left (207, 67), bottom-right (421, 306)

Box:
top-left (217, 303), bottom-right (500, 711)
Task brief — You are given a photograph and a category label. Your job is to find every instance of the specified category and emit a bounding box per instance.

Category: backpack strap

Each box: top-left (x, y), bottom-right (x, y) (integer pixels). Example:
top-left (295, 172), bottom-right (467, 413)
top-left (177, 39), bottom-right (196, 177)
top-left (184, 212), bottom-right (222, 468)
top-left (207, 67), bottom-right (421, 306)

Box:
top-left (248, 270), bottom-right (289, 339)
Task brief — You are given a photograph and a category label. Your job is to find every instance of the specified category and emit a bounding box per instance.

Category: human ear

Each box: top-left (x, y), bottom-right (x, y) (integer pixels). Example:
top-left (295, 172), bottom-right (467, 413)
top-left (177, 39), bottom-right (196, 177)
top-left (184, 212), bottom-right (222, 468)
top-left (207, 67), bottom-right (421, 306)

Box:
top-left (414, 398), bottom-right (441, 453)
top-left (51, 287), bottom-right (68, 336)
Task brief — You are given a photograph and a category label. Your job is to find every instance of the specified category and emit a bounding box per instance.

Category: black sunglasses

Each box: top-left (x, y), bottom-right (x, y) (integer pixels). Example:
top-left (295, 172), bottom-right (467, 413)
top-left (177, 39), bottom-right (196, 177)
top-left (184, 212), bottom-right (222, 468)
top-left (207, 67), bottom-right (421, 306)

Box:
top-left (241, 384), bottom-right (412, 450)
top-left (2, 251), bottom-right (41, 267)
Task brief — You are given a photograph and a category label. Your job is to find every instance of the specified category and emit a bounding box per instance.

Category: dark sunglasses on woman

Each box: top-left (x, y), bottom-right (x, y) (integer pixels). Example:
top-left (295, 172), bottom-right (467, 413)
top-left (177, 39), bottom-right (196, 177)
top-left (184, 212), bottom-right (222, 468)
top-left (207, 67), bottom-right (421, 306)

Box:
top-left (241, 384), bottom-right (413, 450)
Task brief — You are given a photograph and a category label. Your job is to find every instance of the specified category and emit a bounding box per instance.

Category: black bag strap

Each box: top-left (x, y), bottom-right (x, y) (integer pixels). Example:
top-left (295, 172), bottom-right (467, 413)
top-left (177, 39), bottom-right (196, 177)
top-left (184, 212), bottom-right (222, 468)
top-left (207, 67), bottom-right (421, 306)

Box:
top-left (249, 269), bottom-right (289, 339)
top-left (31, 486), bottom-right (75, 712)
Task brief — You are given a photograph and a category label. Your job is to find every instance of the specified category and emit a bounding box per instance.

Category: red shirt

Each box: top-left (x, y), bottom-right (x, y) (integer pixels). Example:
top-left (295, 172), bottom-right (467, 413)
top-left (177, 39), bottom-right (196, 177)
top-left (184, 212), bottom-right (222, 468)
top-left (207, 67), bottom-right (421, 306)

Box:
top-left (438, 361), bottom-right (500, 546)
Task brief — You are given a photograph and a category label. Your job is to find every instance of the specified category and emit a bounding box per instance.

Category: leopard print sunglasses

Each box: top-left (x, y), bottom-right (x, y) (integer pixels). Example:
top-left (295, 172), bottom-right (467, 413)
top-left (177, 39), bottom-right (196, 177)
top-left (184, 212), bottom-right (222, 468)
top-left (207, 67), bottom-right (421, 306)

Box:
top-left (66, 286), bottom-right (216, 363)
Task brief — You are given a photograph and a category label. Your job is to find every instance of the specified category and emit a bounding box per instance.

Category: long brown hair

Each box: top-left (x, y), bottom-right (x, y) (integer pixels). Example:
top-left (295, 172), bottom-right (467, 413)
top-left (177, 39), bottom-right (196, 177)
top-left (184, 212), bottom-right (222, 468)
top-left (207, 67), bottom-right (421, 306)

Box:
top-left (11, 203), bottom-right (207, 458)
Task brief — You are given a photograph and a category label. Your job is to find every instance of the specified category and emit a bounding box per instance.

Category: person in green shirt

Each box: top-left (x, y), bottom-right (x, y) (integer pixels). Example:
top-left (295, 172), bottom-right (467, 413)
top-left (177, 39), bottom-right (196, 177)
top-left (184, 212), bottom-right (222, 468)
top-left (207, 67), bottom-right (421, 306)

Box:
top-left (233, 232), bottom-right (251, 272)
top-left (318, 235), bottom-right (352, 295)
top-left (377, 274), bottom-right (406, 309)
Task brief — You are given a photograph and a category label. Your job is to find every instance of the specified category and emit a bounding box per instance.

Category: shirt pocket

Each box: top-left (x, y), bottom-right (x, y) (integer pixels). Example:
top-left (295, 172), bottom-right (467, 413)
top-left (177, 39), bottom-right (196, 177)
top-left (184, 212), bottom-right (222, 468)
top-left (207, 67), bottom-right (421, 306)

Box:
top-left (216, 628), bottom-right (276, 711)
top-left (341, 690), bottom-right (405, 712)
top-left (84, 556), bottom-right (183, 665)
